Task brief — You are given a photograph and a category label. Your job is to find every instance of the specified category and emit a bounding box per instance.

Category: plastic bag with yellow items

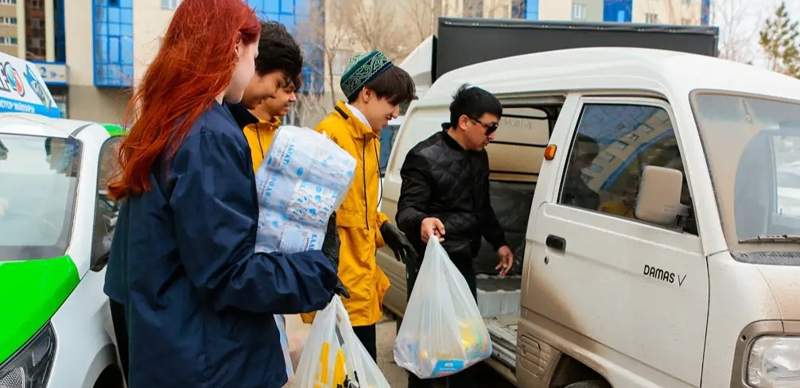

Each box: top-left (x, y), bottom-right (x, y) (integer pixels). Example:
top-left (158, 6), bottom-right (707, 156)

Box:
top-left (291, 295), bottom-right (389, 388)
top-left (394, 238), bottom-right (493, 379)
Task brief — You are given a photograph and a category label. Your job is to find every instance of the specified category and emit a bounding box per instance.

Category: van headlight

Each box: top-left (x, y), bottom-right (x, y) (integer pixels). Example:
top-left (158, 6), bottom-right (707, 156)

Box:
top-left (747, 336), bottom-right (800, 387)
top-left (0, 324), bottom-right (56, 388)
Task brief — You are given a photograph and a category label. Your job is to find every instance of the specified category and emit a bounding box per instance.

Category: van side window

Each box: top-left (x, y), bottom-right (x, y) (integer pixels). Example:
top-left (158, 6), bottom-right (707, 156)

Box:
top-left (91, 136), bottom-right (123, 270)
top-left (379, 124), bottom-right (400, 176)
top-left (560, 103), bottom-right (694, 230)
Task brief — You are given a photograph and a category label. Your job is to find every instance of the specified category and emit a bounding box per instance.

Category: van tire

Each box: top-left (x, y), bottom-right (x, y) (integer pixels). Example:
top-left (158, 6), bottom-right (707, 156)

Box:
top-left (564, 380), bottom-right (611, 388)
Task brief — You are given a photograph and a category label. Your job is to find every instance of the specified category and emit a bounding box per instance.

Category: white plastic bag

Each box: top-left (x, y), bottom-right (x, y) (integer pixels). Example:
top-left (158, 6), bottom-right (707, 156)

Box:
top-left (291, 296), bottom-right (390, 388)
top-left (254, 126), bottom-right (355, 254)
top-left (394, 238), bottom-right (493, 379)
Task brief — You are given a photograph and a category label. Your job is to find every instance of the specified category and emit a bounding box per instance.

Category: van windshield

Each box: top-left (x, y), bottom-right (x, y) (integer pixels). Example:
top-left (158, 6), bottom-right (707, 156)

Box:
top-left (0, 133), bottom-right (80, 260)
top-left (692, 93), bottom-right (800, 253)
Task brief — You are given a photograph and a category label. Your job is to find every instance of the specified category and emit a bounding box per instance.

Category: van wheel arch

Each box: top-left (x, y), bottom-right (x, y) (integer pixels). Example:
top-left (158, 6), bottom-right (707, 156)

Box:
top-left (549, 354), bottom-right (610, 388)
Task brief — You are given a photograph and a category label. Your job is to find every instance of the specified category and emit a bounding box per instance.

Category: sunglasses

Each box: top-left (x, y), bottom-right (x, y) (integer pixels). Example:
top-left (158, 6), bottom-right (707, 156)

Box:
top-left (468, 116), bottom-right (499, 135)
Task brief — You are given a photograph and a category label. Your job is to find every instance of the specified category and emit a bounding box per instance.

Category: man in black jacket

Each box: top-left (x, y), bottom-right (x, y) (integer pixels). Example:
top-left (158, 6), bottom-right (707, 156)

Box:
top-left (396, 85), bottom-right (514, 387)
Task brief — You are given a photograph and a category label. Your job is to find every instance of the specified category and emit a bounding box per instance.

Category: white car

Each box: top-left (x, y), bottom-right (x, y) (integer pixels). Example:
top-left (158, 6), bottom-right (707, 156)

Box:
top-left (379, 47), bottom-right (800, 387)
top-left (0, 114), bottom-right (124, 388)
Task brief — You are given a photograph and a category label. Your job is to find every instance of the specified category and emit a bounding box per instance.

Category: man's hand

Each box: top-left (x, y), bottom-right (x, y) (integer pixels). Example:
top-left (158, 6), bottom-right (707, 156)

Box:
top-left (420, 217), bottom-right (445, 243)
top-left (380, 222), bottom-right (418, 264)
top-left (495, 245), bottom-right (514, 277)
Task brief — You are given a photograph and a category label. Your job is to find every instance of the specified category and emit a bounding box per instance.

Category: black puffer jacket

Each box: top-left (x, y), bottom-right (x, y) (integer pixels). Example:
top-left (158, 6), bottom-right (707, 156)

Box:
top-left (397, 129), bottom-right (507, 260)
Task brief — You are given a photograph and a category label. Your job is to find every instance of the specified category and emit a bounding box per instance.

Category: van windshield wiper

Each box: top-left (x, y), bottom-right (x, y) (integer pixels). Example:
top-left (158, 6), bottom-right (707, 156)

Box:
top-left (739, 234), bottom-right (800, 243)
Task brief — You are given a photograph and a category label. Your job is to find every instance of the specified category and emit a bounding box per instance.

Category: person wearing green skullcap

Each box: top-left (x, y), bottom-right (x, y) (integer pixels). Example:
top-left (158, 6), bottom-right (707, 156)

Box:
top-left (301, 50), bottom-right (416, 360)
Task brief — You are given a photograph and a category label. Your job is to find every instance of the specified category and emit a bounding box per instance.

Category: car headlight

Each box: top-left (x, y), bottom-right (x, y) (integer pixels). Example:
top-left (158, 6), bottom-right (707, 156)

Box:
top-left (0, 324), bottom-right (56, 388)
top-left (748, 336), bottom-right (800, 387)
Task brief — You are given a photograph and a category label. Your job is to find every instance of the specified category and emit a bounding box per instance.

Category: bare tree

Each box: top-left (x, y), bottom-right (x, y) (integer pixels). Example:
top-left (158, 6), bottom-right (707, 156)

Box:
top-left (295, 93), bottom-right (330, 128)
top-left (297, 0), bottom-right (443, 110)
top-left (713, 0), bottom-right (771, 64)
top-left (296, 0), bottom-right (348, 108)
top-left (405, 0), bottom-right (442, 44)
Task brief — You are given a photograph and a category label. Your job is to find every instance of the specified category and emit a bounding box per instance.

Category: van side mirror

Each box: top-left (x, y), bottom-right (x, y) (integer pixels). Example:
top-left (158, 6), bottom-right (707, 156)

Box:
top-left (635, 166), bottom-right (686, 226)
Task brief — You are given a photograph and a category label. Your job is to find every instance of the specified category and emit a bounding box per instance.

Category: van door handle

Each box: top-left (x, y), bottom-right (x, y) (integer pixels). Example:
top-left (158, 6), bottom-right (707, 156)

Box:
top-left (546, 235), bottom-right (566, 252)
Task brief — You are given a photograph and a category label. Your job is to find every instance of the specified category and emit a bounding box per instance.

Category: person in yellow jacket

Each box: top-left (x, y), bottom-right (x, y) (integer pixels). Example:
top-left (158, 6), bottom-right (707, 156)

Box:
top-left (229, 21), bottom-right (301, 170)
top-left (304, 50), bottom-right (417, 360)
top-left (228, 20), bottom-right (310, 379)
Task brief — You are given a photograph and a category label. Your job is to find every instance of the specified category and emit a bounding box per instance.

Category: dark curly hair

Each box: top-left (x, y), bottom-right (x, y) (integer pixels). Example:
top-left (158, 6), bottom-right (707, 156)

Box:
top-left (255, 21), bottom-right (303, 88)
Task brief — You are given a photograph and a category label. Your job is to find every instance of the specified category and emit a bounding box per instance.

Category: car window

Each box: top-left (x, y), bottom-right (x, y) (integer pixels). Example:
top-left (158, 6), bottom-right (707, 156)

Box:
top-left (774, 136), bottom-right (800, 218)
top-left (0, 134), bottom-right (80, 259)
top-left (560, 103), bottom-right (694, 230)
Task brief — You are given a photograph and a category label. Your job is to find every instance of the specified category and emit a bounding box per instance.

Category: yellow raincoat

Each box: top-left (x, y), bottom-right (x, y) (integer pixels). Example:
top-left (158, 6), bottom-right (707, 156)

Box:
top-left (242, 117), bottom-right (281, 171)
top-left (302, 101), bottom-right (390, 326)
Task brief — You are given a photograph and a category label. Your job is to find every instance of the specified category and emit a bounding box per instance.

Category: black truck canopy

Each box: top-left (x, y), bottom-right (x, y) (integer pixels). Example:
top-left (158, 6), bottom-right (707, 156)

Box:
top-left (434, 17), bottom-right (719, 81)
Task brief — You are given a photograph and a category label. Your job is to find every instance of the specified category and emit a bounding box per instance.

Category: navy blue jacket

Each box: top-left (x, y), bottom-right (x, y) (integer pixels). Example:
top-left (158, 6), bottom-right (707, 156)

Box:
top-left (104, 102), bottom-right (337, 387)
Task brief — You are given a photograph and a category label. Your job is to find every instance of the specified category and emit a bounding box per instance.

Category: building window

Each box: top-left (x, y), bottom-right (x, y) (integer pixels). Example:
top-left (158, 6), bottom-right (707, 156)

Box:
top-left (0, 0), bottom-right (17, 4)
top-left (701, 0), bottom-right (710, 25)
top-left (524, 0), bottom-right (539, 20)
top-left (603, 0), bottom-right (632, 22)
top-left (645, 13), bottom-right (659, 24)
top-left (0, 17), bottom-right (17, 25)
top-left (0, 36), bottom-right (17, 45)
top-left (572, 3), bottom-right (587, 20)
top-left (250, 0), bottom-right (325, 94)
top-left (26, 0), bottom-right (46, 60)
top-left (161, 0), bottom-right (179, 10)
top-left (55, 0), bottom-right (65, 62)
top-left (93, 0), bottom-right (134, 87)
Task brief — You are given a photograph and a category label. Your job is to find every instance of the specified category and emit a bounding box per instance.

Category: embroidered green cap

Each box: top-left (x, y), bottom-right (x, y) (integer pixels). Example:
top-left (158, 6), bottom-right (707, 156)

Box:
top-left (340, 50), bottom-right (394, 101)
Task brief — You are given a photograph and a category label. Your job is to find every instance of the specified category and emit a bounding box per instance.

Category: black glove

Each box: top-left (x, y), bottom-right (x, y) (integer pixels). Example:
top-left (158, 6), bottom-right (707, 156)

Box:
top-left (380, 222), bottom-right (418, 265)
top-left (322, 213), bottom-right (340, 265)
top-left (322, 213), bottom-right (350, 299)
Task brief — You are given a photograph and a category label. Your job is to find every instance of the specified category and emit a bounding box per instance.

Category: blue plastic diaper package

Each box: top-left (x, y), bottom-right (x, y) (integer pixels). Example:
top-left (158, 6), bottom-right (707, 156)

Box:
top-left (254, 126), bottom-right (355, 254)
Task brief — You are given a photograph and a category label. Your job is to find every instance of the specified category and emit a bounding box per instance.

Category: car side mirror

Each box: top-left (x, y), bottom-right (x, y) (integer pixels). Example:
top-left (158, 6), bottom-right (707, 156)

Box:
top-left (635, 166), bottom-right (686, 226)
top-left (90, 190), bottom-right (117, 271)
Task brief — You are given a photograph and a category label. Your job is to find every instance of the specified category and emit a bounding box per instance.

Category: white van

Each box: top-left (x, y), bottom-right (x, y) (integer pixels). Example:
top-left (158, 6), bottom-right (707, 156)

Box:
top-left (378, 47), bottom-right (800, 387)
top-left (0, 52), bottom-right (124, 388)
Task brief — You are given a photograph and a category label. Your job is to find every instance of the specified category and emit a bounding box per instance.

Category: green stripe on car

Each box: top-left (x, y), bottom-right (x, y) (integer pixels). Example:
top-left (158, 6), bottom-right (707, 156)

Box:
top-left (0, 256), bottom-right (79, 364)
top-left (102, 123), bottom-right (125, 137)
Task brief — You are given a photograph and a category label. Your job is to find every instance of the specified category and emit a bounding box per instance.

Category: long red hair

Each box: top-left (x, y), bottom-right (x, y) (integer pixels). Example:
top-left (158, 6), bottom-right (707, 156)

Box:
top-left (109, 0), bottom-right (260, 199)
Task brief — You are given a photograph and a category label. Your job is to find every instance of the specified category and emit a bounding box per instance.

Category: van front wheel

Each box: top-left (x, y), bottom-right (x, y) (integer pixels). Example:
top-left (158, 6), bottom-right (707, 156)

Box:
top-left (564, 380), bottom-right (610, 388)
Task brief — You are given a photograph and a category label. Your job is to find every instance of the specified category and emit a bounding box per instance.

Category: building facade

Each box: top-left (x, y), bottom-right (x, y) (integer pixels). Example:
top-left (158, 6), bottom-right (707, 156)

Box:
top-left (0, 0), bottom-right (21, 58)
top-left (527, 0), bottom-right (710, 25)
top-left (87, 0), bottom-right (324, 123)
top-left (444, 0), bottom-right (711, 25)
top-left (0, 1), bottom-right (67, 116)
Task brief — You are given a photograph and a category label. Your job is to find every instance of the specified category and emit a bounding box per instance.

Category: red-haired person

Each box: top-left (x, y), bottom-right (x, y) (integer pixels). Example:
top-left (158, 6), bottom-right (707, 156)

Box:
top-left (102, 1), bottom-right (339, 386)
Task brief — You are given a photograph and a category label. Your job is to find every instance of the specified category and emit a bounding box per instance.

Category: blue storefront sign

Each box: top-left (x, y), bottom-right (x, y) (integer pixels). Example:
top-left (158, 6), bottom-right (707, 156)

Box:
top-left (30, 62), bottom-right (68, 87)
